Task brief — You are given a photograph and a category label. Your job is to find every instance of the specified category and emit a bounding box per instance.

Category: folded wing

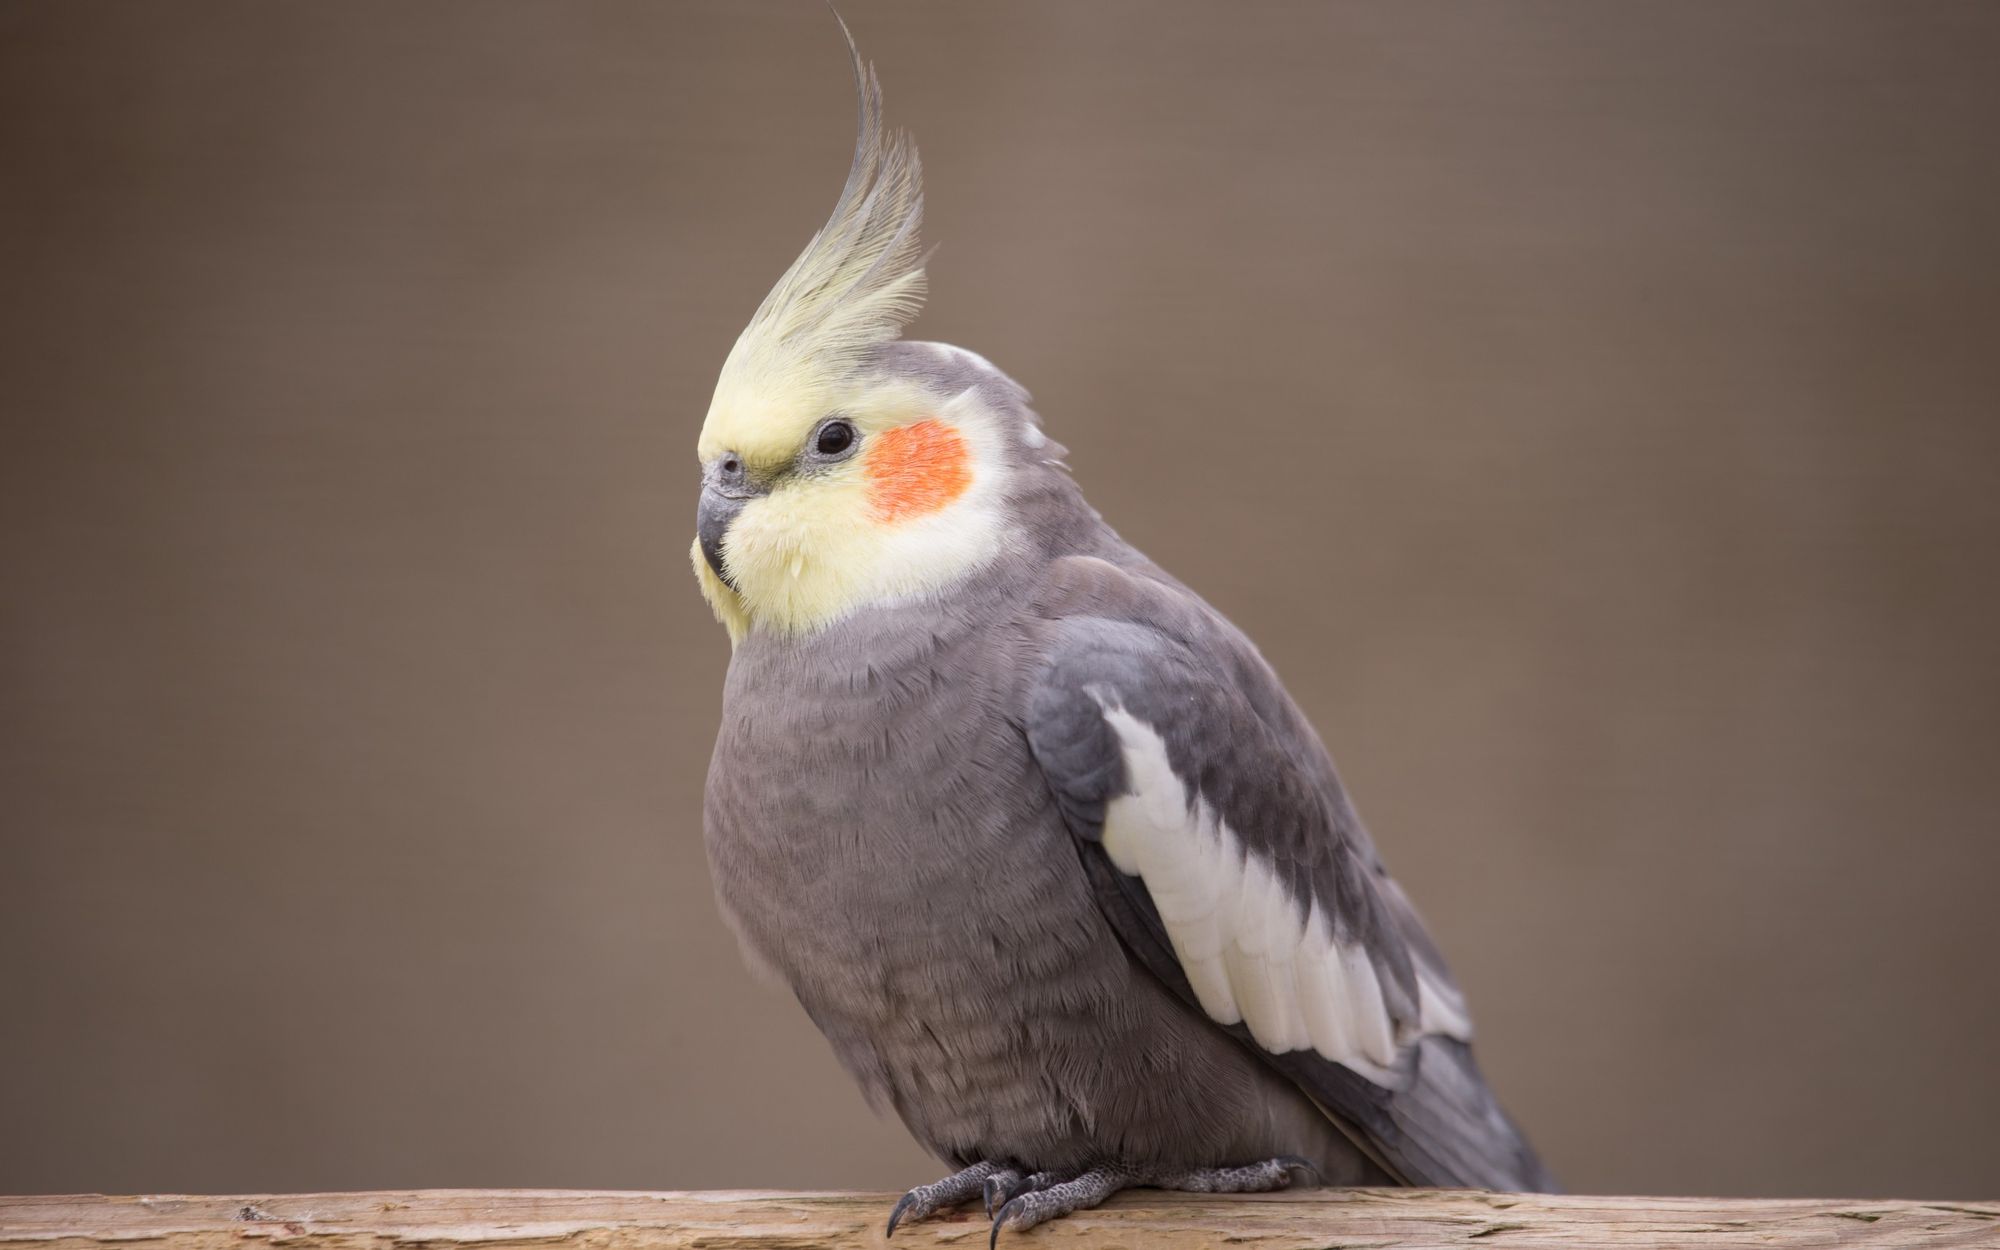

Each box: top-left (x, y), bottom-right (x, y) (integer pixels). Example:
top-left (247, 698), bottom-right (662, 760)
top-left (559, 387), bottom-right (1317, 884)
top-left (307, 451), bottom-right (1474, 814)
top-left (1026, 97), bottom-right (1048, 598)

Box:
top-left (1022, 556), bottom-right (1553, 1191)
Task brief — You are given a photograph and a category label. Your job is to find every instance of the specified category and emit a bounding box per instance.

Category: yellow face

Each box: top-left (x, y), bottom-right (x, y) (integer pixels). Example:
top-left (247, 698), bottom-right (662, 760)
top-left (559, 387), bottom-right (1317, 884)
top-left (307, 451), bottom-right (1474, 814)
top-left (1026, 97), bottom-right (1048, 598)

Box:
top-left (691, 370), bottom-right (1008, 643)
top-left (693, 23), bottom-right (966, 641)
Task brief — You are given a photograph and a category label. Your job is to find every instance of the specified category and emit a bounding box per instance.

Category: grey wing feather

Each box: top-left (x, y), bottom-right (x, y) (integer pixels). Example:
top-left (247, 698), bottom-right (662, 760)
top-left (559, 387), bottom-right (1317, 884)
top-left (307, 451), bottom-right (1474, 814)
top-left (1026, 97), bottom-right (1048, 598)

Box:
top-left (1021, 556), bottom-right (1554, 1192)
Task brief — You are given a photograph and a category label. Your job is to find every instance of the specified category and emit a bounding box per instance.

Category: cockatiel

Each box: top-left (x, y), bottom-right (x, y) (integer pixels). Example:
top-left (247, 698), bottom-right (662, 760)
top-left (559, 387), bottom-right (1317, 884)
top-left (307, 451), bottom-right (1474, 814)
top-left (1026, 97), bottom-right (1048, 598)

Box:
top-left (691, 20), bottom-right (1553, 1241)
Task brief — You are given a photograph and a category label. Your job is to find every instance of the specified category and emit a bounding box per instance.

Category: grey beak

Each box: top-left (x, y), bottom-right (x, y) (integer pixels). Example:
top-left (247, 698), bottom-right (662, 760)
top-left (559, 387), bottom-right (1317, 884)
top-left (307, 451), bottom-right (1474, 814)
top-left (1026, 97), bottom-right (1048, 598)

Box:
top-left (697, 485), bottom-right (745, 590)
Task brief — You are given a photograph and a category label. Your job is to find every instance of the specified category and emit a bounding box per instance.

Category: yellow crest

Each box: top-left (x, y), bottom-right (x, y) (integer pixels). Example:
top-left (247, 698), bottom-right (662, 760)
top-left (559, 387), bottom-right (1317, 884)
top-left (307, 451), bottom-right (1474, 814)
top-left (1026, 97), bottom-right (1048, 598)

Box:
top-left (700, 14), bottom-right (926, 468)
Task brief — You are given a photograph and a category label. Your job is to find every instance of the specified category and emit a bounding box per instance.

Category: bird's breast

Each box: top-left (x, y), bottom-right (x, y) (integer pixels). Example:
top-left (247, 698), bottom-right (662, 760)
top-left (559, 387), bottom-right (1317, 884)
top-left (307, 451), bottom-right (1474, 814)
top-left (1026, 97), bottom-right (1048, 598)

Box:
top-left (702, 610), bottom-right (1089, 1015)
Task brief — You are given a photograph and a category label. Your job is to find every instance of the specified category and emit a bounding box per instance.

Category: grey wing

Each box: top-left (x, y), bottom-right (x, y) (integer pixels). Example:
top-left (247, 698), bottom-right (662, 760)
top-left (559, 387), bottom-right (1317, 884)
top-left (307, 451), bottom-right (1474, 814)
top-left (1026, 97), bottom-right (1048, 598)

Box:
top-left (1020, 558), bottom-right (1554, 1192)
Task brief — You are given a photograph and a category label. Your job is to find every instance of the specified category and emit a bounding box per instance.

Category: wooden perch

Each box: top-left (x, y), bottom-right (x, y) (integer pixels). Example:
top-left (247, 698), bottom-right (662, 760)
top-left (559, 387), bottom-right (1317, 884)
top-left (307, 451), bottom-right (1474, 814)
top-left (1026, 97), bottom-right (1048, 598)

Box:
top-left (4, 1189), bottom-right (1997, 1250)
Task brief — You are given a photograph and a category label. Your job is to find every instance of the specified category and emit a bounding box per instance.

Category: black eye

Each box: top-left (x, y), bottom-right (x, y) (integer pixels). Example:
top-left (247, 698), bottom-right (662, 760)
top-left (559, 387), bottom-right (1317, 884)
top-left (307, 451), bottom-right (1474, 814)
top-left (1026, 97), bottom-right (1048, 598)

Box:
top-left (814, 419), bottom-right (856, 457)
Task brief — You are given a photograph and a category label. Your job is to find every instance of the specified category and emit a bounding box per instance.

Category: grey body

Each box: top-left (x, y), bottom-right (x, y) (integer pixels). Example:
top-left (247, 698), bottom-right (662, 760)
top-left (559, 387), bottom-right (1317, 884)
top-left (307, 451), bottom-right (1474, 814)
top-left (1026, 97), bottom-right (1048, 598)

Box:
top-left (704, 343), bottom-right (1546, 1190)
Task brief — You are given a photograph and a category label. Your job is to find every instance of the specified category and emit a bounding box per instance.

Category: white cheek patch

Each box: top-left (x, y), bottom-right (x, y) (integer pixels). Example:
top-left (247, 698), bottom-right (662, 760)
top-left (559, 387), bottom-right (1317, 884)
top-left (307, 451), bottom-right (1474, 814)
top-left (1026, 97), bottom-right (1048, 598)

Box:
top-left (1094, 706), bottom-right (1470, 1085)
top-left (860, 386), bottom-right (1016, 592)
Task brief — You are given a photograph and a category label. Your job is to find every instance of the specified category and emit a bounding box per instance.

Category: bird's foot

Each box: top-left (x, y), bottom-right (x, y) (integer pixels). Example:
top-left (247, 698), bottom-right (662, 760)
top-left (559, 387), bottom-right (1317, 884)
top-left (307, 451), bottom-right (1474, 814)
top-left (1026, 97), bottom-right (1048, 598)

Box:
top-left (988, 1166), bottom-right (1138, 1246)
top-left (1154, 1154), bottom-right (1320, 1193)
top-left (886, 1160), bottom-right (1006, 1237)
top-left (984, 1156), bottom-right (1318, 1244)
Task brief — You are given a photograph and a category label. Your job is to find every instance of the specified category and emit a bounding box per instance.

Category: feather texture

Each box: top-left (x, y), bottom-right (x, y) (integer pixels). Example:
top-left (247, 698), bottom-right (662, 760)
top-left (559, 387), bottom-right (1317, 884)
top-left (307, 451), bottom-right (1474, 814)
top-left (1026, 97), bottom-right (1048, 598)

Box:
top-left (1023, 558), bottom-right (1553, 1191)
top-left (1095, 704), bottom-right (1449, 1082)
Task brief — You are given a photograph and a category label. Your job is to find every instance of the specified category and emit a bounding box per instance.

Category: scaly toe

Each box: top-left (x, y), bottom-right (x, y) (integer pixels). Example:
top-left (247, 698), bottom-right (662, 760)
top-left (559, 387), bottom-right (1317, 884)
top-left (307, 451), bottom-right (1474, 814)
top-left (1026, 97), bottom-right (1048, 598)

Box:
top-left (887, 1161), bottom-right (1005, 1237)
top-left (987, 1167), bottom-right (1131, 1246)
top-left (1154, 1155), bottom-right (1316, 1194)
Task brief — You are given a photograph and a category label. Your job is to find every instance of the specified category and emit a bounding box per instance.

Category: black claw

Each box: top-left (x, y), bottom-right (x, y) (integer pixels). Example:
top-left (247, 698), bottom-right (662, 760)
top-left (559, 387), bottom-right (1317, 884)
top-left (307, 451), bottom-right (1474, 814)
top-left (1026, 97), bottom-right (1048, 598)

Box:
top-left (988, 1197), bottom-right (1023, 1250)
top-left (1275, 1155), bottom-right (1321, 1187)
top-left (885, 1192), bottom-right (917, 1239)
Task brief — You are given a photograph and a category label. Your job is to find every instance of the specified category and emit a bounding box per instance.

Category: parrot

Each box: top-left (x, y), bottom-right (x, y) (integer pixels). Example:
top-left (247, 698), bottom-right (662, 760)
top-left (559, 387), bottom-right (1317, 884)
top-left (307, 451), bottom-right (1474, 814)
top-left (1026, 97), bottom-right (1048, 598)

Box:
top-left (689, 18), bottom-right (1554, 1242)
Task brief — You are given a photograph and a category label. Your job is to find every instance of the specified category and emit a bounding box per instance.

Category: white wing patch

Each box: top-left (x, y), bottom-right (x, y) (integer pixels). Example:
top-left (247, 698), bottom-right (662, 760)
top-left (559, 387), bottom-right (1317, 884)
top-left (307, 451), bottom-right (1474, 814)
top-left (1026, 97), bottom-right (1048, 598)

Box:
top-left (1096, 705), bottom-right (1472, 1085)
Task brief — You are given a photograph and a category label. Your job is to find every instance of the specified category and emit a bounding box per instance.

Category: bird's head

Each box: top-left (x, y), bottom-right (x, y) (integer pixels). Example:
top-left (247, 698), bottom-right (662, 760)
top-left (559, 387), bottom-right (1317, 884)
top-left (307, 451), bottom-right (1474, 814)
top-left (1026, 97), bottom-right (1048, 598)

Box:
top-left (692, 22), bottom-right (1031, 643)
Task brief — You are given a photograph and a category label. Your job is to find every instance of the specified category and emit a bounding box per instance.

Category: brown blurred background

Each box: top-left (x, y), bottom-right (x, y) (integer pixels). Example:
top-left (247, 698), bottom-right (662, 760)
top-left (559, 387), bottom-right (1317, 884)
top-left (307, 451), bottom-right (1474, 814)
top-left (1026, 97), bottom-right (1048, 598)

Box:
top-left (3, 0), bottom-right (1998, 1202)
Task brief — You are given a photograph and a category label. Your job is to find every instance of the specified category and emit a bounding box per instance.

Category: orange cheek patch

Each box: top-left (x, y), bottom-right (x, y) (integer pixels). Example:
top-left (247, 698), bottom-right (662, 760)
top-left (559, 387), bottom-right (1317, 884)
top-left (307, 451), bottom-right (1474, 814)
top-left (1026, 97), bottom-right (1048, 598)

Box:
top-left (865, 419), bottom-right (973, 523)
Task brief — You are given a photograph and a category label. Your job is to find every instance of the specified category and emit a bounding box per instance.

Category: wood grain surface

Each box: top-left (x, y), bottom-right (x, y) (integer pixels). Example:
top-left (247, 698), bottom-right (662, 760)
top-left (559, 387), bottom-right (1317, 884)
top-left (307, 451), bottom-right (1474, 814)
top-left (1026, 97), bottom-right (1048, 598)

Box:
top-left (6, 1189), bottom-right (1999, 1250)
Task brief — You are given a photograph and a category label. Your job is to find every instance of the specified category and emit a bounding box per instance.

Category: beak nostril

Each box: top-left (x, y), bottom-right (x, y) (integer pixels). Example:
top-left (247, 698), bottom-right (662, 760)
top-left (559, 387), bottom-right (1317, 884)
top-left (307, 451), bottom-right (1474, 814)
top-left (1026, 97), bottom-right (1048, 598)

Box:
top-left (717, 452), bottom-right (745, 486)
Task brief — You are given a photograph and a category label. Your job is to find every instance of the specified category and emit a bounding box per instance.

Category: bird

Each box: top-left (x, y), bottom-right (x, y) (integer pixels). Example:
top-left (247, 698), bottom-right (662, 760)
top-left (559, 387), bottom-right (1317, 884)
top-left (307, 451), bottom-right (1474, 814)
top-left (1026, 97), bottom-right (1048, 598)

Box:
top-left (689, 16), bottom-right (1553, 1242)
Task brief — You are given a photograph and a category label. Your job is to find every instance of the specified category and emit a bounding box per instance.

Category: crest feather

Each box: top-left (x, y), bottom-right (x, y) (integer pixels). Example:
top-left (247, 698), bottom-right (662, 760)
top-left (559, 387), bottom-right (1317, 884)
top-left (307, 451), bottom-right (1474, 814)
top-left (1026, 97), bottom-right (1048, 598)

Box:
top-left (711, 14), bottom-right (925, 428)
